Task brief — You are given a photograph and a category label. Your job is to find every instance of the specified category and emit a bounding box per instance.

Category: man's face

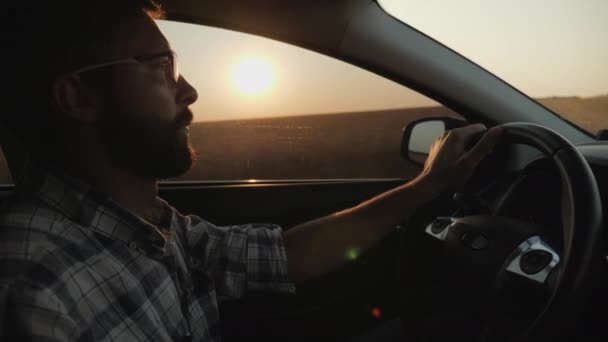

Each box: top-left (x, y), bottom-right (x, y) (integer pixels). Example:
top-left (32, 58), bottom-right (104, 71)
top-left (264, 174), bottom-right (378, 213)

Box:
top-left (98, 94), bottom-right (195, 180)
top-left (95, 13), bottom-right (198, 180)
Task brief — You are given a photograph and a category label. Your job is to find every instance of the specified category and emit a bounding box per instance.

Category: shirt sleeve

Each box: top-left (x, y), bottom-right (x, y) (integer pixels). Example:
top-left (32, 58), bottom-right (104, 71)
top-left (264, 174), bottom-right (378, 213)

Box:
top-left (182, 215), bottom-right (296, 299)
top-left (0, 282), bottom-right (79, 341)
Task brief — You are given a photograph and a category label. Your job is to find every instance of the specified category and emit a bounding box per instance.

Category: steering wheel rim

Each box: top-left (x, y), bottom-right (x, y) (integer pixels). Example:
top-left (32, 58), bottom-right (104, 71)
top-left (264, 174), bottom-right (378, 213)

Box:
top-left (398, 122), bottom-right (603, 341)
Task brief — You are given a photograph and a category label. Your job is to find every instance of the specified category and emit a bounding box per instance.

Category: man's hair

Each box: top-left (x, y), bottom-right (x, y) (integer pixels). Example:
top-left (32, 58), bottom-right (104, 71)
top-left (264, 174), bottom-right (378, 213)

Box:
top-left (3, 0), bottom-right (164, 152)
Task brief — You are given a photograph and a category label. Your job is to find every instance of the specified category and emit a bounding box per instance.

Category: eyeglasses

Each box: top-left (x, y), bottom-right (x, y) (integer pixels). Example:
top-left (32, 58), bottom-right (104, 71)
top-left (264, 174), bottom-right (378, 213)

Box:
top-left (70, 50), bottom-right (179, 85)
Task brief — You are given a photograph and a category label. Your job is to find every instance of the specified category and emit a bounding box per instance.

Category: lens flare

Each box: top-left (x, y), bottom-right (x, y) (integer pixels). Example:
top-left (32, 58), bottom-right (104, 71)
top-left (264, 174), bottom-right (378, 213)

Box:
top-left (345, 247), bottom-right (360, 260)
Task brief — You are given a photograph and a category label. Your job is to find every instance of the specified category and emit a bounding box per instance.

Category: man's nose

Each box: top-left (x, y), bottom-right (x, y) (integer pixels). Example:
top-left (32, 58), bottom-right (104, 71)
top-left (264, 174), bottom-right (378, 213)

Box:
top-left (177, 76), bottom-right (198, 106)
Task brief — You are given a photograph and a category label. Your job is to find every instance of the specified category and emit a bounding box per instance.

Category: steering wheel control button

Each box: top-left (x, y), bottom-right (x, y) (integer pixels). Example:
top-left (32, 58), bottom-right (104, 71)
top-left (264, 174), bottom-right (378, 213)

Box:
top-left (519, 250), bottom-right (553, 275)
top-left (431, 218), bottom-right (452, 234)
top-left (426, 217), bottom-right (454, 240)
top-left (504, 236), bottom-right (560, 283)
top-left (460, 231), bottom-right (488, 250)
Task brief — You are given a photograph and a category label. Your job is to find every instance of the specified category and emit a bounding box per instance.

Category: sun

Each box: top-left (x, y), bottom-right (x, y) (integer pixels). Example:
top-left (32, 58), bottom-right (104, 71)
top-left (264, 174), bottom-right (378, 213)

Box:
top-left (231, 57), bottom-right (274, 96)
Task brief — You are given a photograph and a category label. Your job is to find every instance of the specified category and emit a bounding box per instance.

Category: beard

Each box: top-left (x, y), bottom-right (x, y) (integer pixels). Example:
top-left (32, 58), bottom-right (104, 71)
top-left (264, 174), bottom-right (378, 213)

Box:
top-left (97, 102), bottom-right (196, 180)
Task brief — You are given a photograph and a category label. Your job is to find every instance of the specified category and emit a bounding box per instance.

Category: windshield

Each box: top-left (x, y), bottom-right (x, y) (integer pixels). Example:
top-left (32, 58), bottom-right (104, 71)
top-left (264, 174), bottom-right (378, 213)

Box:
top-left (379, 0), bottom-right (608, 136)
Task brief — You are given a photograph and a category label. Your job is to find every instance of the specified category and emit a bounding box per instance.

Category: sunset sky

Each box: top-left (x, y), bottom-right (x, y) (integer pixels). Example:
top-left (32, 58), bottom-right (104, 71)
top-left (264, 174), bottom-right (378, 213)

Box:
top-left (157, 0), bottom-right (607, 122)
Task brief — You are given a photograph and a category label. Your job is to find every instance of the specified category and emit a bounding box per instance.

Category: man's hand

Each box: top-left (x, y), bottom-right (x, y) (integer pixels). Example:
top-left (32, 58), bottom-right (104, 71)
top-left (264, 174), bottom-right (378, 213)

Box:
top-left (420, 124), bottom-right (503, 191)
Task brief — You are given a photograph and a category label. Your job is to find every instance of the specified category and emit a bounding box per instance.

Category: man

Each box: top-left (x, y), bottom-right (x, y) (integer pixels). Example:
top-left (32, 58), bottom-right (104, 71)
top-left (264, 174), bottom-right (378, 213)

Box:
top-left (0, 1), bottom-right (501, 341)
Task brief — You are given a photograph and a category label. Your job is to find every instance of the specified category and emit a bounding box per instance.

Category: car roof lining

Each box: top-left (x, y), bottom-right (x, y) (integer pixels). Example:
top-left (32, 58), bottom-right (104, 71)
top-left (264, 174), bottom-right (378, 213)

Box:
top-left (163, 0), bottom-right (369, 52)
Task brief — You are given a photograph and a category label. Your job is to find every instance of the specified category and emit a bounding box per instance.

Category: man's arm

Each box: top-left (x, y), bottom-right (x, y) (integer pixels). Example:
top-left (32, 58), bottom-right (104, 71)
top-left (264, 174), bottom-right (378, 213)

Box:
top-left (0, 283), bottom-right (78, 341)
top-left (283, 124), bottom-right (502, 282)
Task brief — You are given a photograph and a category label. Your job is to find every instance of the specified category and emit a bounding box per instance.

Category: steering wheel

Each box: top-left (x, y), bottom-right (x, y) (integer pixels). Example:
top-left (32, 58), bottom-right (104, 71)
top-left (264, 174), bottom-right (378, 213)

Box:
top-left (398, 122), bottom-right (603, 342)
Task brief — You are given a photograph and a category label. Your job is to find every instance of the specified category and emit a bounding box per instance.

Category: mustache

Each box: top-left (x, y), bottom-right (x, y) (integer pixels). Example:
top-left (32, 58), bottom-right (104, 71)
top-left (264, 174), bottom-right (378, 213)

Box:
top-left (175, 108), bottom-right (194, 128)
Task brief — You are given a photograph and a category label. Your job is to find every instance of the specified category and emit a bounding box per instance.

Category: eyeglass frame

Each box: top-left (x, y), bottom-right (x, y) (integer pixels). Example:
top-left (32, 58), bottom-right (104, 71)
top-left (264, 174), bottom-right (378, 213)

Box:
top-left (69, 50), bottom-right (179, 85)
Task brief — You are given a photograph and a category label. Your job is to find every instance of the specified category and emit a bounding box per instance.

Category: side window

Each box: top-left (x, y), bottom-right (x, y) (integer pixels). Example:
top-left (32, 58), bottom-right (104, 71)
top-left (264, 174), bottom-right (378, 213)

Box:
top-left (0, 22), bottom-right (464, 185)
top-left (158, 21), bottom-right (464, 181)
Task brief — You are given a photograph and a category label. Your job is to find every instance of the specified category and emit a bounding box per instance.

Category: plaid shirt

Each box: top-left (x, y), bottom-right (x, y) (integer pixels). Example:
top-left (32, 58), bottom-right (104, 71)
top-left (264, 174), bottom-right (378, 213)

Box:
top-left (0, 168), bottom-right (295, 341)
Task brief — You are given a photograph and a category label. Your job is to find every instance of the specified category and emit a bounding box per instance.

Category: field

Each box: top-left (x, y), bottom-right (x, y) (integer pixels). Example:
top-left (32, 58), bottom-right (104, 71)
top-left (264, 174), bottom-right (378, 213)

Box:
top-left (0, 95), bottom-right (605, 184)
top-left (178, 106), bottom-right (459, 181)
top-left (176, 95), bottom-right (607, 181)
top-left (537, 95), bottom-right (607, 133)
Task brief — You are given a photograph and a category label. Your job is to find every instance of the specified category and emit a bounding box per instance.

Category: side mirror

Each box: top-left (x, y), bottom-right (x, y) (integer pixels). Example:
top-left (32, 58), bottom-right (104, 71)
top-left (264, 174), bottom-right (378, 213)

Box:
top-left (401, 117), bottom-right (468, 165)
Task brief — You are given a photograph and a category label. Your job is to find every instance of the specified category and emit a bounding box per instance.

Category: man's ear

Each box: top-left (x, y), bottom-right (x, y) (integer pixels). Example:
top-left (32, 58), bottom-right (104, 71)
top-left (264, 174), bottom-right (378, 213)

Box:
top-left (52, 76), bottom-right (100, 123)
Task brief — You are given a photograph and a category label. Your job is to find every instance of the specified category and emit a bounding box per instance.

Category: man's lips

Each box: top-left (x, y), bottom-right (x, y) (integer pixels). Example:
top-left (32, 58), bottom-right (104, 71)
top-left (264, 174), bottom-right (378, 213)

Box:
top-left (176, 108), bottom-right (194, 128)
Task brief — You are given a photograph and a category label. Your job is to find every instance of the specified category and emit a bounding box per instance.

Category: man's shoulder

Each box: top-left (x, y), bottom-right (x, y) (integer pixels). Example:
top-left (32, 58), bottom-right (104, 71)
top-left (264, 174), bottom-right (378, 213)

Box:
top-left (0, 196), bottom-right (97, 281)
top-left (0, 193), bottom-right (74, 234)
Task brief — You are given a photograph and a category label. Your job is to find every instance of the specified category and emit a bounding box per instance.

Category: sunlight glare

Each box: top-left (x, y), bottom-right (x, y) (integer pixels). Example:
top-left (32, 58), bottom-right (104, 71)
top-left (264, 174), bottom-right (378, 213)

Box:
top-left (231, 57), bottom-right (274, 96)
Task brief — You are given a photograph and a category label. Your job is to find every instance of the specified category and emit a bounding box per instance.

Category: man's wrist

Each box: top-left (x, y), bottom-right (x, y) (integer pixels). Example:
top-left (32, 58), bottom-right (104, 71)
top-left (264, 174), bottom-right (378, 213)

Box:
top-left (410, 171), bottom-right (447, 202)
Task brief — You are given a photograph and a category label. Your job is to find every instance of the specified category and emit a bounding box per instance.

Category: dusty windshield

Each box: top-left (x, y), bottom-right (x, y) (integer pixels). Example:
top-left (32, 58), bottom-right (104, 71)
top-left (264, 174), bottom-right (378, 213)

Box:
top-left (380, 0), bottom-right (608, 136)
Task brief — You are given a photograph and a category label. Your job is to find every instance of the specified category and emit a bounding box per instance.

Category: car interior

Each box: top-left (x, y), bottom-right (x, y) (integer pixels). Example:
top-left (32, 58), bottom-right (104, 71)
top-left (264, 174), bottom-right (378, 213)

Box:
top-left (2, 1), bottom-right (606, 341)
